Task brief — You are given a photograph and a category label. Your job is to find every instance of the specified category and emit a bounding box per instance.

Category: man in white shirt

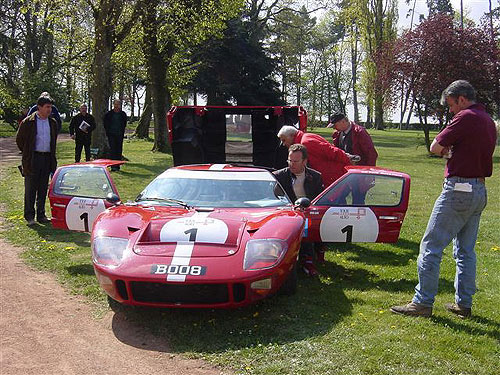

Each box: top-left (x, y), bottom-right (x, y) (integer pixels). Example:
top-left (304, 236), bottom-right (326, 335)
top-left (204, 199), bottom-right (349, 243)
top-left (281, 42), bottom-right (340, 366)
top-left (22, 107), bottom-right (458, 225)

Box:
top-left (273, 144), bottom-right (323, 276)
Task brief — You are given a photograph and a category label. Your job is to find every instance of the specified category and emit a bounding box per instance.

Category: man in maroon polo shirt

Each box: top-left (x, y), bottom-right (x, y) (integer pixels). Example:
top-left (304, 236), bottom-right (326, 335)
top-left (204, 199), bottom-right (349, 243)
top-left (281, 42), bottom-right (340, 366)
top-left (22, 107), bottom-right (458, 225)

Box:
top-left (392, 80), bottom-right (497, 318)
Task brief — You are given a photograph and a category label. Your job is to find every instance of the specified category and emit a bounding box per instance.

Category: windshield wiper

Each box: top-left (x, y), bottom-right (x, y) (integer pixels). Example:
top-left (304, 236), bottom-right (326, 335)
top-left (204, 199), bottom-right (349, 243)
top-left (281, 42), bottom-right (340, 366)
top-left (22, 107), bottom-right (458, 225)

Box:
top-left (136, 197), bottom-right (190, 209)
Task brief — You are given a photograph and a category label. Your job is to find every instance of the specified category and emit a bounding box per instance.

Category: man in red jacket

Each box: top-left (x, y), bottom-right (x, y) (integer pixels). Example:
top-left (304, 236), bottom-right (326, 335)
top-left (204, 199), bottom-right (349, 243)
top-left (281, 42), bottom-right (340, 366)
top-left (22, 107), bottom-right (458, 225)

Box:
top-left (328, 113), bottom-right (378, 166)
top-left (277, 126), bottom-right (351, 188)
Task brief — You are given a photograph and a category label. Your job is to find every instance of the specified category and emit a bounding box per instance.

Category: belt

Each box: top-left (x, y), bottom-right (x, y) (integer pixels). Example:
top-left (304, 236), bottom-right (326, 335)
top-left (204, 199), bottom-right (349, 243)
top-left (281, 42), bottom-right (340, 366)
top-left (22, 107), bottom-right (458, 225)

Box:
top-left (446, 176), bottom-right (485, 184)
top-left (34, 151), bottom-right (50, 155)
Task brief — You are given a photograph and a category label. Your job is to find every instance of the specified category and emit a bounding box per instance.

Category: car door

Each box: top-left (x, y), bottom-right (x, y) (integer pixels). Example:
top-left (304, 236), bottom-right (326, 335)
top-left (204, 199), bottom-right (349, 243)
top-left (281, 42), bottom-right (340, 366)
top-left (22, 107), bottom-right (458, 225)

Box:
top-left (48, 160), bottom-right (123, 232)
top-left (303, 167), bottom-right (411, 243)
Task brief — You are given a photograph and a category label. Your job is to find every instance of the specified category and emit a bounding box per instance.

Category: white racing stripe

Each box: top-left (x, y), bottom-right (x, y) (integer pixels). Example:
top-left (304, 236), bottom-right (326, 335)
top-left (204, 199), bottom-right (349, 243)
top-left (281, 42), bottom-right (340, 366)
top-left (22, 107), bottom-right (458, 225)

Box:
top-left (209, 164), bottom-right (229, 170)
top-left (167, 211), bottom-right (210, 282)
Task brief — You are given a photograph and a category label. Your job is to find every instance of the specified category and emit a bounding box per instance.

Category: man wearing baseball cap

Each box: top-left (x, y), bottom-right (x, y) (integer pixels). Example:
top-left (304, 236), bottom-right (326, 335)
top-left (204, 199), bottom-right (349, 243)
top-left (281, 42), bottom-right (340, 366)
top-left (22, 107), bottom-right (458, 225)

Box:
top-left (328, 112), bottom-right (378, 167)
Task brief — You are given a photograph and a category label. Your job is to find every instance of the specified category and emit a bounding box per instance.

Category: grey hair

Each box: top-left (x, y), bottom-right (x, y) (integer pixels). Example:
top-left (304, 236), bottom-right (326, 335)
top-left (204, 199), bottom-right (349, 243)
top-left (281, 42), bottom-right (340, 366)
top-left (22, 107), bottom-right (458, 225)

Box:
top-left (80, 103), bottom-right (87, 108)
top-left (277, 125), bottom-right (299, 138)
top-left (440, 80), bottom-right (476, 105)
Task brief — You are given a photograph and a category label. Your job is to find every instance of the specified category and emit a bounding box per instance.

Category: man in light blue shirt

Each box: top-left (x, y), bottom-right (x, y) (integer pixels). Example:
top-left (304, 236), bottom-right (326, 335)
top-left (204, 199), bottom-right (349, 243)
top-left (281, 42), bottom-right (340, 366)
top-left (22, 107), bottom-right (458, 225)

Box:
top-left (16, 94), bottom-right (58, 226)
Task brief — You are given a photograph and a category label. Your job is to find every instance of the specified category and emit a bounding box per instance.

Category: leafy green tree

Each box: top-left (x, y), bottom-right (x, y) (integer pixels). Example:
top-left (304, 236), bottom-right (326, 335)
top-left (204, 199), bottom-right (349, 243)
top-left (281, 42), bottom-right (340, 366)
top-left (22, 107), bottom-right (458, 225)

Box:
top-left (427, 0), bottom-right (453, 16)
top-left (90, 0), bottom-right (143, 154)
top-left (357, 0), bottom-right (398, 129)
top-left (269, 6), bottom-right (316, 105)
top-left (140, 0), bottom-right (241, 152)
top-left (191, 16), bottom-right (284, 105)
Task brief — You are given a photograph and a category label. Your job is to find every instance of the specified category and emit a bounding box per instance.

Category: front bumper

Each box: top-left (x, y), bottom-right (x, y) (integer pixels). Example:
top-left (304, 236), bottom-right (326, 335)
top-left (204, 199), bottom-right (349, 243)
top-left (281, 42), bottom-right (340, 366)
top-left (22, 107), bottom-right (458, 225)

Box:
top-left (94, 257), bottom-right (295, 308)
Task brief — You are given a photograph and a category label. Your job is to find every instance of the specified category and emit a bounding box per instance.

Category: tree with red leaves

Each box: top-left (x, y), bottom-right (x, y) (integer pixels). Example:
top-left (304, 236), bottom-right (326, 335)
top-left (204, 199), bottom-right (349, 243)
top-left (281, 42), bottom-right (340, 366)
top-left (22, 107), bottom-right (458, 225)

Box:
top-left (378, 14), bottom-right (499, 151)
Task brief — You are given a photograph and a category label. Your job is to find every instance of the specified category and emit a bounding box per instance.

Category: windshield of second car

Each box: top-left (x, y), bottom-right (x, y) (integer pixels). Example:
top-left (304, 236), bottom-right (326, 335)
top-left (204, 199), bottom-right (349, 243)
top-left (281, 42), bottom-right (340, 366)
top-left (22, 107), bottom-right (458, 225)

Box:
top-left (137, 171), bottom-right (291, 208)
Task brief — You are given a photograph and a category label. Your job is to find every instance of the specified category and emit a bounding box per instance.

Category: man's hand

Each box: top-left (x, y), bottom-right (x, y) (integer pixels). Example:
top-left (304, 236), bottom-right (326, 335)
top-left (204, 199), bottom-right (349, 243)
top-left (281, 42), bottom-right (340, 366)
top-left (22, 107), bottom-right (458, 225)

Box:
top-left (70, 135), bottom-right (75, 140)
top-left (346, 153), bottom-right (361, 163)
top-left (430, 138), bottom-right (446, 157)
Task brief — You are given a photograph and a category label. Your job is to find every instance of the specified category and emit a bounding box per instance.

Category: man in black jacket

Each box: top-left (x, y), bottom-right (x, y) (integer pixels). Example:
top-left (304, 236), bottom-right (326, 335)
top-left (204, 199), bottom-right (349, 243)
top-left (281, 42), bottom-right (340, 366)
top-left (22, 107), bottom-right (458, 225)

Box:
top-left (103, 99), bottom-right (127, 171)
top-left (16, 94), bottom-right (58, 226)
top-left (69, 103), bottom-right (96, 162)
top-left (273, 144), bottom-right (323, 276)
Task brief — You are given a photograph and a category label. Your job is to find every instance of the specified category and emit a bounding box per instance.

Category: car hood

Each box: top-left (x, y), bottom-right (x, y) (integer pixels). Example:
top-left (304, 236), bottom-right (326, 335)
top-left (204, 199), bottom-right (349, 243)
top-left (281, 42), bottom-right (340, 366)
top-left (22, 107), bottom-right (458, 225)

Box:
top-left (132, 209), bottom-right (248, 257)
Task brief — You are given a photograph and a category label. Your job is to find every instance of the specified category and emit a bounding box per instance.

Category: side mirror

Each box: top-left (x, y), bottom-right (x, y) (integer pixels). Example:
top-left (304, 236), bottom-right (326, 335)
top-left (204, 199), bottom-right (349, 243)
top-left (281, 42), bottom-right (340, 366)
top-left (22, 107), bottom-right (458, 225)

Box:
top-left (106, 193), bottom-right (121, 205)
top-left (294, 197), bottom-right (311, 208)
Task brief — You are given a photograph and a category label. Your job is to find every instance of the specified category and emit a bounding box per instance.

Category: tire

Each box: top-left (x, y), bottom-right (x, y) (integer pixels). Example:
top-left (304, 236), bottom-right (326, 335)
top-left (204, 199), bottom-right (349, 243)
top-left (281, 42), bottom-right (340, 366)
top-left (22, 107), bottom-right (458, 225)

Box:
top-left (278, 261), bottom-right (298, 296)
top-left (107, 295), bottom-right (129, 312)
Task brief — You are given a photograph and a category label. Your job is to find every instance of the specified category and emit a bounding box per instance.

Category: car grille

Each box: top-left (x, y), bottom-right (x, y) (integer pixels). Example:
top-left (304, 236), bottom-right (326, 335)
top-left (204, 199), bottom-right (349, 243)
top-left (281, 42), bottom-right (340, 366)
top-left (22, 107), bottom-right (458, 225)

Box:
top-left (130, 281), bottom-right (230, 304)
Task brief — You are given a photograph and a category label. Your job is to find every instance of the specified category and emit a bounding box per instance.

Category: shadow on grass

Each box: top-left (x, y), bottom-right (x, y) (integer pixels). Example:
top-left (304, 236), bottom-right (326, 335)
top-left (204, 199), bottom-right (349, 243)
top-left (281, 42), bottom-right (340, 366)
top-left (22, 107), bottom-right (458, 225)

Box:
top-left (109, 274), bottom-right (352, 353)
top-left (431, 315), bottom-right (500, 343)
top-left (31, 223), bottom-right (90, 247)
top-left (325, 238), bottom-right (420, 267)
top-left (66, 263), bottom-right (94, 276)
top-left (318, 261), bottom-right (454, 294)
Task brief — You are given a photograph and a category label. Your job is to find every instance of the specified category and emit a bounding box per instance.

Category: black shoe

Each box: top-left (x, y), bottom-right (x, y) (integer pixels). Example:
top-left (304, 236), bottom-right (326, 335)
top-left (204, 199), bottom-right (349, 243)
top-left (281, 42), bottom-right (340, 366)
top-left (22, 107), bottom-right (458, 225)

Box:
top-left (37, 217), bottom-right (51, 224)
top-left (444, 303), bottom-right (471, 319)
top-left (390, 302), bottom-right (432, 318)
top-left (26, 219), bottom-right (36, 226)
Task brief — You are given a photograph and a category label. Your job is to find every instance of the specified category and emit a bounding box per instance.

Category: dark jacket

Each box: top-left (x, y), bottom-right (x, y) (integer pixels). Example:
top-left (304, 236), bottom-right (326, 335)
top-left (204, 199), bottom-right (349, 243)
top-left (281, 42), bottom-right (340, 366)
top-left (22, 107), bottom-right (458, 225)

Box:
top-left (69, 113), bottom-right (96, 143)
top-left (16, 113), bottom-right (58, 175)
top-left (103, 110), bottom-right (127, 137)
top-left (273, 166), bottom-right (324, 203)
top-left (332, 122), bottom-right (378, 166)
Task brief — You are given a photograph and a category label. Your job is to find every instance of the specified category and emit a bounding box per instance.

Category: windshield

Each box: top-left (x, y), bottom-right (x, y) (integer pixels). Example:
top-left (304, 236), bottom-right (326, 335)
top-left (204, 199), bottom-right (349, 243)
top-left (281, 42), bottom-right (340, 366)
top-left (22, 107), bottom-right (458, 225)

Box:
top-left (137, 170), bottom-right (290, 208)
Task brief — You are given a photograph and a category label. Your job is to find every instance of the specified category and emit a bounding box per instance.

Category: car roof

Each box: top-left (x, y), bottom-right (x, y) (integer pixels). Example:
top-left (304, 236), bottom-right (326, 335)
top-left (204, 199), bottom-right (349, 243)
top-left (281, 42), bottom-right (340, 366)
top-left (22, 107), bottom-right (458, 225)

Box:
top-left (157, 164), bottom-right (276, 181)
top-left (345, 165), bottom-right (410, 178)
top-left (173, 164), bottom-right (270, 172)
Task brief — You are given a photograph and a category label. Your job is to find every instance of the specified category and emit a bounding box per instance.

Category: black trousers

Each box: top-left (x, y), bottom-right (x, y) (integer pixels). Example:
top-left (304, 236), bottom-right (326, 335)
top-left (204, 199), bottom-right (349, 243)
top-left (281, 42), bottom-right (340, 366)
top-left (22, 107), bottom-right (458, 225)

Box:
top-left (107, 133), bottom-right (123, 169)
top-left (75, 141), bottom-right (91, 162)
top-left (24, 152), bottom-right (51, 221)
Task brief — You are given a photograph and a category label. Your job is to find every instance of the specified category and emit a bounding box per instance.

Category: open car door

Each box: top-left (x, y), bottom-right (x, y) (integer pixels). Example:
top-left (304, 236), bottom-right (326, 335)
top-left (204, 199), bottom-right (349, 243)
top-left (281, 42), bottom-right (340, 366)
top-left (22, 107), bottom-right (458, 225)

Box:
top-left (48, 160), bottom-right (123, 232)
top-left (304, 167), bottom-right (411, 243)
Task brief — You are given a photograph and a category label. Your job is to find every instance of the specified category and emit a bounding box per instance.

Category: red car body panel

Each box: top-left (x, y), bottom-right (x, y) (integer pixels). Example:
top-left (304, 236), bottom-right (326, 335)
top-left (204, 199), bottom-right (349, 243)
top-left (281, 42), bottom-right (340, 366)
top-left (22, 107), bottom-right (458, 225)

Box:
top-left (48, 156), bottom-right (411, 308)
top-left (48, 160), bottom-right (122, 231)
top-left (302, 166), bottom-right (411, 243)
top-left (91, 204), bottom-right (304, 308)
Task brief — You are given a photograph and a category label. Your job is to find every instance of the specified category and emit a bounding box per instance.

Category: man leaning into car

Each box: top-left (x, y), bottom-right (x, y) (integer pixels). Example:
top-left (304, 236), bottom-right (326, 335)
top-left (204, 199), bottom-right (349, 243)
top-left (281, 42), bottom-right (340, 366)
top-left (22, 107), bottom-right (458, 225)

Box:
top-left (273, 144), bottom-right (323, 276)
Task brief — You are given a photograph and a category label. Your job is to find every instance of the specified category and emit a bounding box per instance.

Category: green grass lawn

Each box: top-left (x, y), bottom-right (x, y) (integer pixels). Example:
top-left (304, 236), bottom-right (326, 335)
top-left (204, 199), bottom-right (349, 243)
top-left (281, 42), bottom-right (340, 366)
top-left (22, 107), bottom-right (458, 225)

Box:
top-left (0, 130), bottom-right (499, 375)
top-left (0, 121), bottom-right (17, 137)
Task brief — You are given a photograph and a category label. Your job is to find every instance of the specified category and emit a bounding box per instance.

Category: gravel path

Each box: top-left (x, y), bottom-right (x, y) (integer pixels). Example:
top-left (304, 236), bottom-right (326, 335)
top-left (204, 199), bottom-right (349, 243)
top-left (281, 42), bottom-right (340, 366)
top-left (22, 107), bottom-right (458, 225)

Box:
top-left (0, 136), bottom-right (228, 375)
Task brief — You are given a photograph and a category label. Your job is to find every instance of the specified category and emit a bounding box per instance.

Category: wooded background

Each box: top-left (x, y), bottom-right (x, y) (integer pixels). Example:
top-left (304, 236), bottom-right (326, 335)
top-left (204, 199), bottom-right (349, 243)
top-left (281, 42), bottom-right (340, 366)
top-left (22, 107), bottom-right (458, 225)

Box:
top-left (1, 0), bottom-right (499, 153)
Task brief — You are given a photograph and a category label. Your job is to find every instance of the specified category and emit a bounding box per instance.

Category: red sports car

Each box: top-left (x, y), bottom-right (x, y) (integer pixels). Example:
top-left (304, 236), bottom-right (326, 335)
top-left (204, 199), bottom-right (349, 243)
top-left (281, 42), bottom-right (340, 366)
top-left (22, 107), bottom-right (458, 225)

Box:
top-left (48, 161), bottom-right (410, 308)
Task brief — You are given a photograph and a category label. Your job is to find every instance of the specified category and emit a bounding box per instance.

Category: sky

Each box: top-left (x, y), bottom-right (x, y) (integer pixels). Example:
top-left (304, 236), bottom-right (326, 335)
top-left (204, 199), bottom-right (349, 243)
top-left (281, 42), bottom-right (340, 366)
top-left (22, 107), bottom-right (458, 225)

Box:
top-left (397, 0), bottom-right (494, 30)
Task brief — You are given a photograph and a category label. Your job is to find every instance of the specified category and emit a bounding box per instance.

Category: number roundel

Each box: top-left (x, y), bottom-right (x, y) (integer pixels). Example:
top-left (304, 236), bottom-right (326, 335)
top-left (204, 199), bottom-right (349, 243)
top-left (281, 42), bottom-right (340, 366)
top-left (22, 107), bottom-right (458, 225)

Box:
top-left (319, 207), bottom-right (379, 242)
top-left (160, 214), bottom-right (229, 243)
top-left (66, 197), bottom-right (106, 232)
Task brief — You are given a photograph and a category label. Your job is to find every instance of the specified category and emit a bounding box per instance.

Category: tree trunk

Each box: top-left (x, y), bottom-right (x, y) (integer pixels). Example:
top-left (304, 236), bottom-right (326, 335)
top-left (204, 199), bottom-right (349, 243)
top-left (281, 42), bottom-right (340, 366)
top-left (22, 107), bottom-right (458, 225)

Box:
top-left (65, 25), bottom-right (75, 120)
top-left (142, 0), bottom-right (171, 153)
top-left (416, 100), bottom-right (430, 152)
top-left (374, 93), bottom-right (384, 130)
top-left (366, 103), bottom-right (372, 128)
top-left (134, 84), bottom-right (152, 138)
top-left (351, 25), bottom-right (359, 123)
top-left (405, 98), bottom-right (415, 129)
top-left (297, 53), bottom-right (302, 106)
top-left (91, 19), bottom-right (114, 156)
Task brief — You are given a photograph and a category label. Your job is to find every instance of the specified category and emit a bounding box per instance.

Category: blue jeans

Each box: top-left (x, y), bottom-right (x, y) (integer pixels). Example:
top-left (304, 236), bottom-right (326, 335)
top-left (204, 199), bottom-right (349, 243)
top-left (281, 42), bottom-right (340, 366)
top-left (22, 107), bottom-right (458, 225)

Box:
top-left (413, 177), bottom-right (487, 308)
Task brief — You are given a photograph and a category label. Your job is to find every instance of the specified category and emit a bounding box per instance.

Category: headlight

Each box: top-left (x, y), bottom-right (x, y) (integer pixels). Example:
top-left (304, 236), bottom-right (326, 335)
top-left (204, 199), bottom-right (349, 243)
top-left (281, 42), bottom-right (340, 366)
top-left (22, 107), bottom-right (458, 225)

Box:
top-left (243, 239), bottom-right (287, 271)
top-left (92, 237), bottom-right (128, 268)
